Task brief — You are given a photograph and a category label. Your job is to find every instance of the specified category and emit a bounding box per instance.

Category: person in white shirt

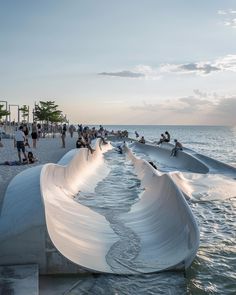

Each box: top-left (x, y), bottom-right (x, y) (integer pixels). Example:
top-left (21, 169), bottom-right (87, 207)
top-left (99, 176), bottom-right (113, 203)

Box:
top-left (14, 126), bottom-right (28, 163)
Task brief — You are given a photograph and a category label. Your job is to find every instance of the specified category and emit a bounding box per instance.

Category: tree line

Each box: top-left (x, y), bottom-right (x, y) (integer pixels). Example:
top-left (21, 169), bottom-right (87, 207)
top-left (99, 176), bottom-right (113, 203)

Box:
top-left (0, 101), bottom-right (67, 124)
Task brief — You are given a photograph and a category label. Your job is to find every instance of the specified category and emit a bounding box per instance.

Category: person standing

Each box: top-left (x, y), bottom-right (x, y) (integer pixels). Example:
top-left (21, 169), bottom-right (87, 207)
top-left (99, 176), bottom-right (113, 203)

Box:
top-left (69, 124), bottom-right (74, 138)
top-left (0, 123), bottom-right (4, 147)
top-left (61, 123), bottom-right (67, 148)
top-left (37, 123), bottom-right (41, 139)
top-left (31, 122), bottom-right (38, 148)
top-left (14, 126), bottom-right (28, 163)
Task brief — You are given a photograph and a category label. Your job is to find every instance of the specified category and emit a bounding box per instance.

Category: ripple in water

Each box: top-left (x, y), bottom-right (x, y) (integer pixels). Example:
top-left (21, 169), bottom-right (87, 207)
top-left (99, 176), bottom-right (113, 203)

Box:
top-left (76, 148), bottom-right (187, 293)
top-left (75, 126), bottom-right (236, 294)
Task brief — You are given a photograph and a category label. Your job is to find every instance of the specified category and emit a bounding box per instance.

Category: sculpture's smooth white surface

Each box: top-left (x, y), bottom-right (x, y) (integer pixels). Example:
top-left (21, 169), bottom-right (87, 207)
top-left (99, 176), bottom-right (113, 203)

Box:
top-left (0, 141), bottom-right (115, 273)
top-left (130, 142), bottom-right (236, 178)
top-left (0, 139), bottom-right (200, 274)
top-left (130, 141), bottom-right (209, 173)
top-left (128, 141), bottom-right (236, 201)
top-left (122, 146), bottom-right (199, 272)
top-left (40, 143), bottom-right (119, 273)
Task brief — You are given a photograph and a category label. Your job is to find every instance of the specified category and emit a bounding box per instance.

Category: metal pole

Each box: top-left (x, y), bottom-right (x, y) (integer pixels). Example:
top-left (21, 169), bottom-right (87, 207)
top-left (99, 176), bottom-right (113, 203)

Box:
top-left (17, 106), bottom-right (20, 124)
top-left (27, 105), bottom-right (29, 123)
top-left (8, 105), bottom-right (11, 122)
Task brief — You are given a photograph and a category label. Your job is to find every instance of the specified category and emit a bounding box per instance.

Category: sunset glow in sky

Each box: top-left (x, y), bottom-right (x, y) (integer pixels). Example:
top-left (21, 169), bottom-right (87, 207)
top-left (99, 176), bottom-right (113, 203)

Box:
top-left (1, 0), bottom-right (236, 125)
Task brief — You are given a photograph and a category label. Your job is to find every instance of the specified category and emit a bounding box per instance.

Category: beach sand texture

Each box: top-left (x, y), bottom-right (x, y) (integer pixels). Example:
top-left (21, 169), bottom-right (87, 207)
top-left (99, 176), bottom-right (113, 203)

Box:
top-left (0, 134), bottom-right (76, 212)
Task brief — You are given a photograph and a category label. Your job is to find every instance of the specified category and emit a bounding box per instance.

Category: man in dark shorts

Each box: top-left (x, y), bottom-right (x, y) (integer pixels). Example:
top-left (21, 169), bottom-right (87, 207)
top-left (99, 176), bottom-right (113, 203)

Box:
top-left (170, 139), bottom-right (183, 157)
top-left (14, 126), bottom-right (28, 163)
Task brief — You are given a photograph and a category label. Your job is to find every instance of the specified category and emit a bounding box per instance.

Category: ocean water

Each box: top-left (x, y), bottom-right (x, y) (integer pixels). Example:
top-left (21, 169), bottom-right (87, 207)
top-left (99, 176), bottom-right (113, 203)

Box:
top-left (62, 126), bottom-right (236, 294)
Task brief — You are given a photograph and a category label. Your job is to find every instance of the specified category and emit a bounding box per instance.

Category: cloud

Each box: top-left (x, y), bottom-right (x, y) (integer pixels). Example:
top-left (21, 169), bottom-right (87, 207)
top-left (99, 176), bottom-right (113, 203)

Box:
top-left (129, 90), bottom-right (236, 125)
top-left (218, 8), bottom-right (236, 28)
top-left (98, 54), bottom-right (236, 80)
top-left (224, 18), bottom-right (236, 28)
top-left (160, 62), bottom-right (220, 75)
top-left (99, 66), bottom-right (161, 80)
top-left (160, 55), bottom-right (236, 75)
top-left (98, 70), bottom-right (145, 78)
top-left (214, 54), bottom-right (236, 71)
top-left (217, 9), bottom-right (236, 15)
top-left (181, 63), bottom-right (219, 74)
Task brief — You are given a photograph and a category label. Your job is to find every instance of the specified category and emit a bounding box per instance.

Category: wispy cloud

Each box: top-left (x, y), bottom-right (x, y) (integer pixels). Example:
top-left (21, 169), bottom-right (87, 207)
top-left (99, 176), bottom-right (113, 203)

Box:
top-left (161, 55), bottom-right (236, 75)
top-left (217, 9), bottom-right (236, 15)
top-left (98, 66), bottom-right (161, 80)
top-left (129, 90), bottom-right (236, 125)
top-left (98, 70), bottom-right (145, 78)
top-left (160, 62), bottom-right (220, 75)
top-left (99, 54), bottom-right (236, 80)
top-left (218, 8), bottom-right (236, 28)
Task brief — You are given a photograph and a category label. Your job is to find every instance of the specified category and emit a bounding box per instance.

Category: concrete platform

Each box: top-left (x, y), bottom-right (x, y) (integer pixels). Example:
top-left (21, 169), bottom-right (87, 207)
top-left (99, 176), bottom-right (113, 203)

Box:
top-left (0, 264), bottom-right (38, 295)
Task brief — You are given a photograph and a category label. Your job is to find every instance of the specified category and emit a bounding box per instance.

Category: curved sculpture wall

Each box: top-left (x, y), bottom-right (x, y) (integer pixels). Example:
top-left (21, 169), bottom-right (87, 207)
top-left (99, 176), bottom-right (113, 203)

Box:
top-left (130, 141), bottom-right (209, 173)
top-left (124, 146), bottom-right (199, 271)
top-left (0, 139), bottom-right (200, 274)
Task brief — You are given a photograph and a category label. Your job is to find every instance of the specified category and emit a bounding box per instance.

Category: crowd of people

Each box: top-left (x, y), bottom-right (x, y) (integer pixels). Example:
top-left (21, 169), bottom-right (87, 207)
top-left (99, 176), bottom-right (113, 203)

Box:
top-left (0, 121), bottom-right (185, 166)
top-left (136, 130), bottom-right (183, 157)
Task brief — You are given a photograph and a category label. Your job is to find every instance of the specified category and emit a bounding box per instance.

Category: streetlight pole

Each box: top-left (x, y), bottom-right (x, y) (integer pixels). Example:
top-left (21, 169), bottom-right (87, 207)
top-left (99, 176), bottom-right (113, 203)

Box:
top-left (27, 105), bottom-right (30, 123)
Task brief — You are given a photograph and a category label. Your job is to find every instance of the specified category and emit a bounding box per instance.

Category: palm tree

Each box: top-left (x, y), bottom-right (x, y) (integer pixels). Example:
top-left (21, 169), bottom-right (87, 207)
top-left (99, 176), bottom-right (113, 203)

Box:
top-left (19, 105), bottom-right (29, 123)
top-left (34, 101), bottom-right (66, 136)
top-left (0, 104), bottom-right (10, 122)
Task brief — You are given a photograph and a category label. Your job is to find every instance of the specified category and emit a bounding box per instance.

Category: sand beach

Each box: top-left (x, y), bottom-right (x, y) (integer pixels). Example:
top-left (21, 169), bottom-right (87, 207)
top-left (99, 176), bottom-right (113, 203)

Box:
top-left (0, 134), bottom-right (77, 211)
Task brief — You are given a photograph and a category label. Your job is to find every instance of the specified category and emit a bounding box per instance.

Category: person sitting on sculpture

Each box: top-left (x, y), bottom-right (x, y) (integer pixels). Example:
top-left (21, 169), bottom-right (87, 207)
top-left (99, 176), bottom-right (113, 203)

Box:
top-left (164, 131), bottom-right (170, 142)
top-left (139, 136), bottom-right (146, 144)
top-left (170, 139), bottom-right (183, 157)
top-left (84, 133), bottom-right (95, 154)
top-left (115, 145), bottom-right (123, 154)
top-left (157, 133), bottom-right (166, 145)
top-left (149, 161), bottom-right (157, 169)
top-left (76, 136), bottom-right (86, 148)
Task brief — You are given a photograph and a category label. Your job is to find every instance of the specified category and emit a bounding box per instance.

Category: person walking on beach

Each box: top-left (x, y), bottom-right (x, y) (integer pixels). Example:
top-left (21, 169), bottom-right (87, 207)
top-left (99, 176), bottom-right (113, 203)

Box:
top-left (61, 124), bottom-right (67, 148)
top-left (69, 124), bottom-right (75, 138)
top-left (14, 126), bottom-right (28, 163)
top-left (0, 123), bottom-right (4, 147)
top-left (37, 123), bottom-right (41, 139)
top-left (170, 139), bottom-right (183, 157)
top-left (31, 122), bottom-right (38, 148)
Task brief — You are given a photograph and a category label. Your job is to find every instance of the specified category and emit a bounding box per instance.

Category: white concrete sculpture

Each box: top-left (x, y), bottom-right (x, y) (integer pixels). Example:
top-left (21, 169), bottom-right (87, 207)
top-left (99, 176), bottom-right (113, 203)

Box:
top-left (128, 141), bottom-right (236, 201)
top-left (0, 139), bottom-right (200, 274)
top-left (130, 141), bottom-right (209, 173)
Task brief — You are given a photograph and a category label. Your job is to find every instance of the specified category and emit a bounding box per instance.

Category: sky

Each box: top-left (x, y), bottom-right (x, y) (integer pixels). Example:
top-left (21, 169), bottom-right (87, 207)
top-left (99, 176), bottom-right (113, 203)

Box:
top-left (0, 0), bottom-right (236, 125)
